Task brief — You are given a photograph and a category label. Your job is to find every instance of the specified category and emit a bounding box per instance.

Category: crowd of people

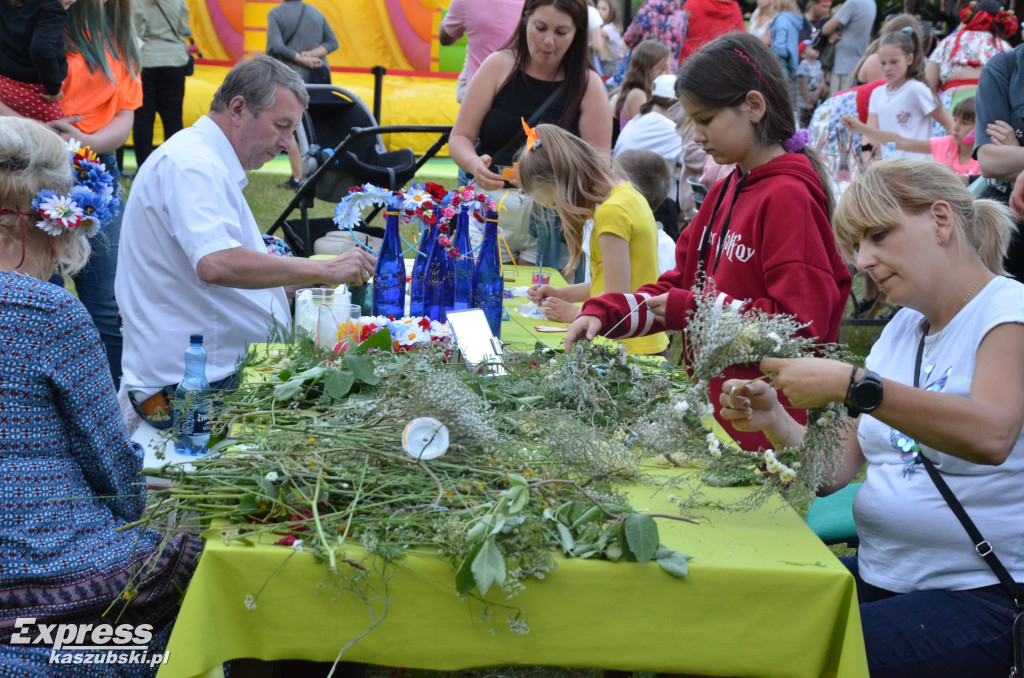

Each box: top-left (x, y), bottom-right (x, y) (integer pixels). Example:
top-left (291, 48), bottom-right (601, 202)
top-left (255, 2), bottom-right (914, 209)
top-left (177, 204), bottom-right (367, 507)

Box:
top-left (2, 0), bottom-right (1024, 675)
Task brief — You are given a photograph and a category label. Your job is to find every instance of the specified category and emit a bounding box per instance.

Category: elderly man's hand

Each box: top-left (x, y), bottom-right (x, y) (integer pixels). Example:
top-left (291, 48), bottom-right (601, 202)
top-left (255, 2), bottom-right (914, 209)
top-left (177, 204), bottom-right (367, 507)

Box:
top-left (321, 248), bottom-right (378, 287)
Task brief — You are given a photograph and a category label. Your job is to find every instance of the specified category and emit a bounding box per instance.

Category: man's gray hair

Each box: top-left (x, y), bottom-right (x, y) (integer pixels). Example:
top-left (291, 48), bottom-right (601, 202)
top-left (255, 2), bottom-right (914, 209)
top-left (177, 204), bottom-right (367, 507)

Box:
top-left (210, 54), bottom-right (309, 117)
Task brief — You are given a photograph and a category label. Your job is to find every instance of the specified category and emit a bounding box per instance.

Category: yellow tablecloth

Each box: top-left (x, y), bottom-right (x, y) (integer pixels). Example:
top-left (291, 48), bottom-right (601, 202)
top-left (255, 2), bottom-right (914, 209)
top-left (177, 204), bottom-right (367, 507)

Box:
top-left (157, 466), bottom-right (867, 678)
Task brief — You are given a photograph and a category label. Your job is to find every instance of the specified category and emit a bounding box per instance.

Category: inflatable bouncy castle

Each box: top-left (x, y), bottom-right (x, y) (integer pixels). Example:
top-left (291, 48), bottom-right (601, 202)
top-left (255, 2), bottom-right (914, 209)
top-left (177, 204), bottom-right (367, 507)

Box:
top-left (174, 0), bottom-right (467, 154)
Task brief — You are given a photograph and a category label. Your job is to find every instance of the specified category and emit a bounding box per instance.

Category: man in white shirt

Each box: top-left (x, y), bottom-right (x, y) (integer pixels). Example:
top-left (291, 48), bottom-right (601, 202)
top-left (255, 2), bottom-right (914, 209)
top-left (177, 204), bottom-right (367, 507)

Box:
top-left (116, 55), bottom-right (376, 421)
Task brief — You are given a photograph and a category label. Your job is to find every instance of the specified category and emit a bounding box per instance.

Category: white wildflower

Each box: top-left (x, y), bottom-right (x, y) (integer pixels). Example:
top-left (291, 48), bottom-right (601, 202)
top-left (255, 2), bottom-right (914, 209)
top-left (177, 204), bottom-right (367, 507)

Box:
top-left (291, 539), bottom-right (305, 552)
top-left (244, 594), bottom-right (257, 611)
top-left (779, 468), bottom-right (796, 484)
top-left (673, 399), bottom-right (690, 413)
top-left (264, 471), bottom-right (279, 483)
top-left (766, 331), bottom-right (783, 352)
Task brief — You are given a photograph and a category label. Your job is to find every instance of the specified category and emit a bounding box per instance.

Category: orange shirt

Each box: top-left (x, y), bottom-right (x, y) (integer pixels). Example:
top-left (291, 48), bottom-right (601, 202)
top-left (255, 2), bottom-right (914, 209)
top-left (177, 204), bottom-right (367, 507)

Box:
top-left (60, 51), bottom-right (141, 134)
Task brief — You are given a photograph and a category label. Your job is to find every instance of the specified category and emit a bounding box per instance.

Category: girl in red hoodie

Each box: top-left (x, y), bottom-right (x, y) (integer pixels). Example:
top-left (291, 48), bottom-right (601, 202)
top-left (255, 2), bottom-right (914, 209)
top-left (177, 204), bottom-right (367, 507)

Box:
top-left (566, 32), bottom-right (852, 451)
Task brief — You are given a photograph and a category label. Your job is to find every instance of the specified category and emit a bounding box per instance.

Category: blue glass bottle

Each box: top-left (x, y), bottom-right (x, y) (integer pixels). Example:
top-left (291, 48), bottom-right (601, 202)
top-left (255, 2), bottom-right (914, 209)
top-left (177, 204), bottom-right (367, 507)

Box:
top-left (371, 204), bottom-right (406, 318)
top-left (423, 219), bottom-right (455, 322)
top-left (472, 209), bottom-right (503, 338)
top-left (452, 205), bottom-right (474, 310)
top-left (408, 220), bottom-right (435, 317)
top-left (173, 334), bottom-right (212, 456)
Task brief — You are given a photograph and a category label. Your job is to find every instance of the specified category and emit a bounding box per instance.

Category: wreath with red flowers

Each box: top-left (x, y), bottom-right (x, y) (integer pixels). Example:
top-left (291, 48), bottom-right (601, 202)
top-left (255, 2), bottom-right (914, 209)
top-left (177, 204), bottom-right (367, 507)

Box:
top-left (959, 2), bottom-right (1019, 36)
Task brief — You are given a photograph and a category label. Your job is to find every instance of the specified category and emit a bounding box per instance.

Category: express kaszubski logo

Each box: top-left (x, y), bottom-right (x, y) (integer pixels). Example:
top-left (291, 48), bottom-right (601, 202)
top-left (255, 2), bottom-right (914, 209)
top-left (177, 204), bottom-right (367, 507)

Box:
top-left (9, 618), bottom-right (169, 668)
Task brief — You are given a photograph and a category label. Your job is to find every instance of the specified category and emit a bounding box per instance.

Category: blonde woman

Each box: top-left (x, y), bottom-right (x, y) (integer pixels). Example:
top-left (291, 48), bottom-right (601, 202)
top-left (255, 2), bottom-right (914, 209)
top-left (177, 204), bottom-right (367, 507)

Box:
top-left (748, 0), bottom-right (778, 44)
top-left (720, 159), bottom-right (1024, 678)
top-left (0, 116), bottom-right (200, 673)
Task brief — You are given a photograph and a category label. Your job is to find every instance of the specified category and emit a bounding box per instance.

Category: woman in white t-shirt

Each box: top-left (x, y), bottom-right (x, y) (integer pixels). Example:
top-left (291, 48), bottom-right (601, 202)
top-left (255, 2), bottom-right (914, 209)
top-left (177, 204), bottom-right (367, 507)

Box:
top-left (866, 27), bottom-right (954, 157)
top-left (719, 158), bottom-right (1024, 678)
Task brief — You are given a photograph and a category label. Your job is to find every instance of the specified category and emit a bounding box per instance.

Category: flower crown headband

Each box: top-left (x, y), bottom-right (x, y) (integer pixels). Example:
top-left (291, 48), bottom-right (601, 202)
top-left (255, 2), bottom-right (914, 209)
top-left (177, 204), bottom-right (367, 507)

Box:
top-left (960, 2), bottom-right (1019, 35)
top-left (0, 139), bottom-right (118, 267)
top-left (33, 139), bottom-right (119, 238)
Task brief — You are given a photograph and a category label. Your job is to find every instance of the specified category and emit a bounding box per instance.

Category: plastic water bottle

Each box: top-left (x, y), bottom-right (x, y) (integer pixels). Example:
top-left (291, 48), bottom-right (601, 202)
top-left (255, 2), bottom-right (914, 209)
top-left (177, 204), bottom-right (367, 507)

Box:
top-left (882, 141), bottom-right (897, 159)
top-left (173, 334), bottom-right (212, 456)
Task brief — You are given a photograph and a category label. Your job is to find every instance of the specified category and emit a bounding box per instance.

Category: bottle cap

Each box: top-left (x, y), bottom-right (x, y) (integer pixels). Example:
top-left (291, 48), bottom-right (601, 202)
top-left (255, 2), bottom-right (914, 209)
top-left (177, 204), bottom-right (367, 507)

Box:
top-left (190, 334), bottom-right (203, 344)
top-left (401, 417), bottom-right (449, 460)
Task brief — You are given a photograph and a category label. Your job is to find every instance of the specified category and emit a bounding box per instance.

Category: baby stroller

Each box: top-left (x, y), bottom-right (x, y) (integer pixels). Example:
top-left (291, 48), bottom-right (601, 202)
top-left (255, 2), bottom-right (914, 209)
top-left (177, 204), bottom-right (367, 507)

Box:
top-left (267, 84), bottom-right (451, 257)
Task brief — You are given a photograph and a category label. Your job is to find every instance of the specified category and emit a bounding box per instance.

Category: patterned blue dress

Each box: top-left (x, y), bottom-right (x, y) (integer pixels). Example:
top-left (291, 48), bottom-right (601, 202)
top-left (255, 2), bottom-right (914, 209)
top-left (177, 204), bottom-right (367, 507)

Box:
top-left (0, 273), bottom-right (200, 676)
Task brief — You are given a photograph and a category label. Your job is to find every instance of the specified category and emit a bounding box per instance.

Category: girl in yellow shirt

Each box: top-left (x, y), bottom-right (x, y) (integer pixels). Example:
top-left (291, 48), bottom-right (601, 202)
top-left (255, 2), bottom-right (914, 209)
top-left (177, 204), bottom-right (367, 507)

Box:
top-left (520, 122), bottom-right (669, 356)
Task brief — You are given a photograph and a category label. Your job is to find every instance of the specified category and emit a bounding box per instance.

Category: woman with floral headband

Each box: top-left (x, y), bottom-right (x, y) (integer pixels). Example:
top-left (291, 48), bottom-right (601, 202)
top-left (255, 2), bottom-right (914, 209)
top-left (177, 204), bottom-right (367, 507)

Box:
top-left (925, 0), bottom-right (1016, 105)
top-left (0, 116), bottom-right (199, 673)
top-left (566, 32), bottom-right (851, 451)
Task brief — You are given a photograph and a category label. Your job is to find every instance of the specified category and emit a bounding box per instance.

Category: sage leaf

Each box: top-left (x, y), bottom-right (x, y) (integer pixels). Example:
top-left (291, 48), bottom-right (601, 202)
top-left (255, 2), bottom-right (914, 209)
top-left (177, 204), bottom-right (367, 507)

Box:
top-left (273, 379), bottom-right (302, 401)
top-left (655, 549), bottom-right (693, 578)
top-left (624, 513), bottom-right (659, 564)
top-left (556, 522), bottom-right (575, 552)
top-left (455, 541), bottom-right (484, 595)
top-left (471, 537), bottom-right (506, 595)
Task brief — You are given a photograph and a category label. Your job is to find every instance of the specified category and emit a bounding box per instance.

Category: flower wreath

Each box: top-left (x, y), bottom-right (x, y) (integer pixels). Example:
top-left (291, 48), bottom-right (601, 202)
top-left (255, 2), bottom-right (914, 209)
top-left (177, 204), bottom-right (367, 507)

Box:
top-left (437, 186), bottom-right (496, 259)
top-left (334, 183), bottom-right (496, 260)
top-left (29, 139), bottom-right (119, 238)
top-left (332, 183), bottom-right (398, 232)
top-left (959, 2), bottom-right (1019, 35)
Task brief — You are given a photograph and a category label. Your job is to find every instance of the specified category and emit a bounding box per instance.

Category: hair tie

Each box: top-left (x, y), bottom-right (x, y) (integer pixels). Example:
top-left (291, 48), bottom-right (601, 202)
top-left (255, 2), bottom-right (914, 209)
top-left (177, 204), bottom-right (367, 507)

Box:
top-left (900, 26), bottom-right (913, 34)
top-left (783, 129), bottom-right (810, 153)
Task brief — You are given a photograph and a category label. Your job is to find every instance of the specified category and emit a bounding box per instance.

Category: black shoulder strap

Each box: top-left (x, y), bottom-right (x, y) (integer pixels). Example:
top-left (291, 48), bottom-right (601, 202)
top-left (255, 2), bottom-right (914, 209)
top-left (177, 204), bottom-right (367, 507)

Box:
top-left (283, 3), bottom-right (309, 47)
top-left (490, 81), bottom-right (565, 164)
top-left (914, 326), bottom-right (1024, 611)
top-left (154, 1), bottom-right (183, 42)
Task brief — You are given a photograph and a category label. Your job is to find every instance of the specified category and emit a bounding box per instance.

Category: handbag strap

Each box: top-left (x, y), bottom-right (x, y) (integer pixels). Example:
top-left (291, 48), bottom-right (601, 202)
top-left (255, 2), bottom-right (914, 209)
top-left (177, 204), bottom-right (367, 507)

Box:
top-left (283, 3), bottom-right (308, 48)
top-left (489, 81), bottom-right (566, 164)
top-left (153, 0), bottom-right (185, 43)
top-left (914, 325), bottom-right (1024, 611)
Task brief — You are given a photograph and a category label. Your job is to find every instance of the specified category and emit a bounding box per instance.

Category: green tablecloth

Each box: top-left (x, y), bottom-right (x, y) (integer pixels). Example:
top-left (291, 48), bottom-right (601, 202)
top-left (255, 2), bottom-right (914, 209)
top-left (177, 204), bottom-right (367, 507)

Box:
top-left (499, 265), bottom-right (572, 350)
top-left (157, 467), bottom-right (867, 678)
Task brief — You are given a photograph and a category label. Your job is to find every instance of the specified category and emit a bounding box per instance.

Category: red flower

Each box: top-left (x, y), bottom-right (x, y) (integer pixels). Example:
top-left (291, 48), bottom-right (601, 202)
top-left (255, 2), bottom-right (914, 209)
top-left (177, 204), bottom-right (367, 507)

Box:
top-left (417, 317), bottom-right (432, 331)
top-left (423, 211), bottom-right (438, 225)
top-left (438, 236), bottom-right (451, 247)
top-left (275, 535), bottom-right (298, 547)
top-left (450, 195), bottom-right (462, 208)
top-left (424, 182), bottom-right (447, 202)
top-left (437, 223), bottom-right (450, 234)
top-left (448, 247), bottom-right (460, 258)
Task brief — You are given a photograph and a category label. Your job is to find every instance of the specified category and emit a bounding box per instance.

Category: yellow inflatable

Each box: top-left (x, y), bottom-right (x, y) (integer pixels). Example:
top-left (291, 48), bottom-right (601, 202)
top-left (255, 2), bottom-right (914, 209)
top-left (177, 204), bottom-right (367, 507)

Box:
top-left (140, 0), bottom-right (465, 155)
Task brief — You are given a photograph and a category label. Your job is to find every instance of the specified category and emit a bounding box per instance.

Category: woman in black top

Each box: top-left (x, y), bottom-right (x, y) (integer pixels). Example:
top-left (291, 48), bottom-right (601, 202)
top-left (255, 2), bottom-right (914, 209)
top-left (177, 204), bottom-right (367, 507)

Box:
top-left (449, 0), bottom-right (611, 190)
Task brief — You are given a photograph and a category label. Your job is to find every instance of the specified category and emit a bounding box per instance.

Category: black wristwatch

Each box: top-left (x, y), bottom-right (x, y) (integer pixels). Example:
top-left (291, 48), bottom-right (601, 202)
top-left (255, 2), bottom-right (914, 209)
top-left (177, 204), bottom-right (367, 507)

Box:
top-left (845, 366), bottom-right (883, 417)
